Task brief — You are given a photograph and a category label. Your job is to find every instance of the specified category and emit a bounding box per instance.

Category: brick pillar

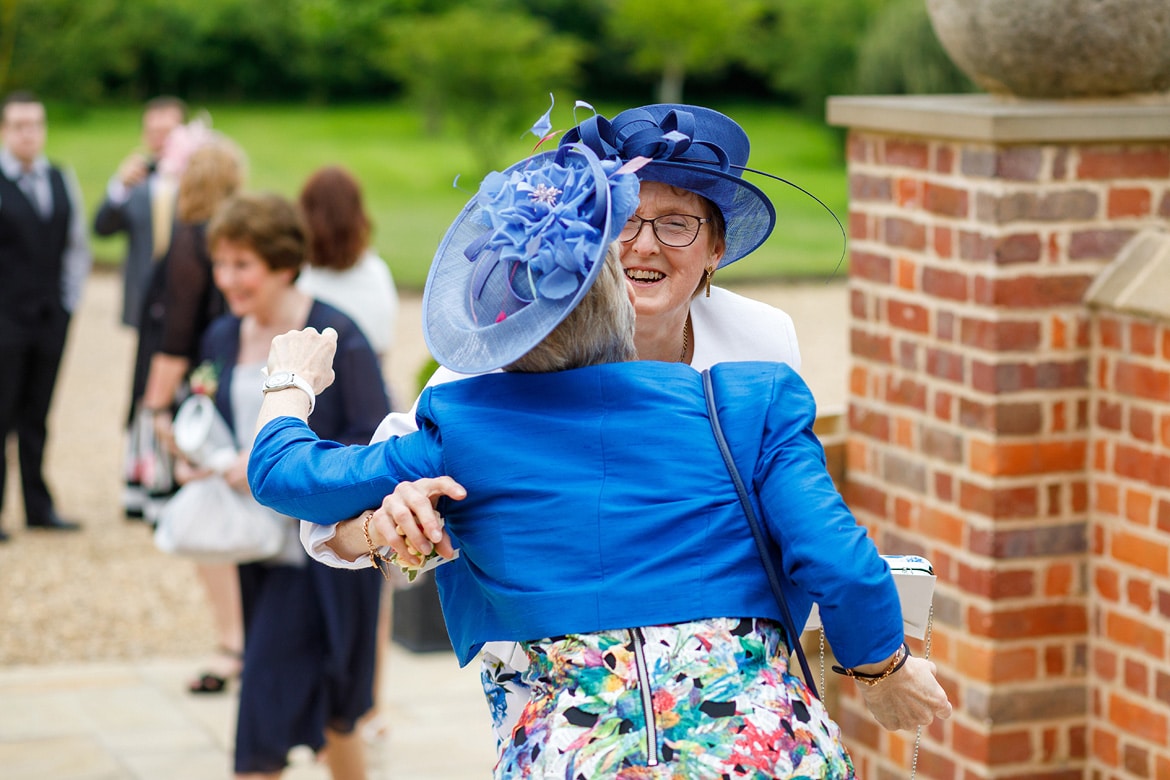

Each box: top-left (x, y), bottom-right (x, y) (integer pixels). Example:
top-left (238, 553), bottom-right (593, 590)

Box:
top-left (826, 94), bottom-right (1170, 779)
top-left (1084, 233), bottom-right (1170, 779)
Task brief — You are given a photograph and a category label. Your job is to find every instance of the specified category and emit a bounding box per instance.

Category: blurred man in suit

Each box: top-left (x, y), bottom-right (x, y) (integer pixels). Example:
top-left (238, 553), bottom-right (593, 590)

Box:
top-left (93, 95), bottom-right (185, 328)
top-left (96, 97), bottom-right (187, 521)
top-left (0, 91), bottom-right (91, 539)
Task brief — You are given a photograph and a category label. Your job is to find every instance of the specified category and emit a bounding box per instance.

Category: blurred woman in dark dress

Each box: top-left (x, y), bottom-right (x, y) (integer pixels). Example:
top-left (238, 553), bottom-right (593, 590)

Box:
top-left (197, 192), bottom-right (389, 777)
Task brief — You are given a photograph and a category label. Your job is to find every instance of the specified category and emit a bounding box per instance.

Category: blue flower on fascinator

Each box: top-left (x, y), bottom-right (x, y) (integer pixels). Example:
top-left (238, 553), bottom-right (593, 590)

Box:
top-left (422, 142), bottom-right (641, 375)
top-left (472, 152), bottom-right (639, 301)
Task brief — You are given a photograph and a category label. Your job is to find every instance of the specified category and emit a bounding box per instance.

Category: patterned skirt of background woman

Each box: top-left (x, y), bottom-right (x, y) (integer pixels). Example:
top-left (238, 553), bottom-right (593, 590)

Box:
top-left (495, 616), bottom-right (855, 779)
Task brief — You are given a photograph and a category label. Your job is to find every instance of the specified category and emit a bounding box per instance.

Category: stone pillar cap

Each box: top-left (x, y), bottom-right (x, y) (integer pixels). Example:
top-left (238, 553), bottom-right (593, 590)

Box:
top-left (827, 94), bottom-right (1170, 143)
top-left (1085, 229), bottom-right (1170, 321)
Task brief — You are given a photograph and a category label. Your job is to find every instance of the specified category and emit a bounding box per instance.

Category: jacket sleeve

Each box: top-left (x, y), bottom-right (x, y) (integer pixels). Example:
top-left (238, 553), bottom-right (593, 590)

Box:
top-left (60, 168), bottom-right (91, 313)
top-left (248, 415), bottom-right (442, 523)
top-left (159, 224), bottom-right (214, 360)
top-left (750, 365), bottom-right (903, 669)
top-left (92, 181), bottom-right (131, 236)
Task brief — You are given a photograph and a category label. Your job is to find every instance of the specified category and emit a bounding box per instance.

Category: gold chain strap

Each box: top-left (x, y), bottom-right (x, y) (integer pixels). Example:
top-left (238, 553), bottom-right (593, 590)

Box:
top-left (909, 604), bottom-right (934, 780)
top-left (819, 629), bottom-right (827, 702)
top-left (817, 602), bottom-right (935, 779)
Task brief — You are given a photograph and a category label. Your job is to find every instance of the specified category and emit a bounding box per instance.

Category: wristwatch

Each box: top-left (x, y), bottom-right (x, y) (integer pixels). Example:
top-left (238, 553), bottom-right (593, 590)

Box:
top-left (262, 371), bottom-right (316, 416)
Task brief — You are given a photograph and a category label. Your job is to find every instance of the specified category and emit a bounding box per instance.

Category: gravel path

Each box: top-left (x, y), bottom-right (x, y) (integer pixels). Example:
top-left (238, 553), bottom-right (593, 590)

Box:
top-left (0, 270), bottom-right (847, 666)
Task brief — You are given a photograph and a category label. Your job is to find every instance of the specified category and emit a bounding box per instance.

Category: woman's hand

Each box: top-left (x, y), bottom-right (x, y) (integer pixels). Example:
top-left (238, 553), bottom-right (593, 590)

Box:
top-left (370, 477), bottom-right (464, 567)
top-left (173, 456), bottom-right (212, 486)
top-left (221, 451), bottom-right (251, 491)
top-left (150, 410), bottom-right (177, 455)
top-left (857, 655), bottom-right (952, 731)
top-left (266, 326), bottom-right (338, 395)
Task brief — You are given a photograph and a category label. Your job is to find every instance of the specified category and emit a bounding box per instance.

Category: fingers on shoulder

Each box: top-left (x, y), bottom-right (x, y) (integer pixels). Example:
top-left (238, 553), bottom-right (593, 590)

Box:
top-left (430, 475), bottom-right (467, 499)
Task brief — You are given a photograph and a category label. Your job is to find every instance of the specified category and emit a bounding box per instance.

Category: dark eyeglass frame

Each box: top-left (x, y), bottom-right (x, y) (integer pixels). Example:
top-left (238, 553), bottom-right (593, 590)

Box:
top-left (620, 213), bottom-right (710, 248)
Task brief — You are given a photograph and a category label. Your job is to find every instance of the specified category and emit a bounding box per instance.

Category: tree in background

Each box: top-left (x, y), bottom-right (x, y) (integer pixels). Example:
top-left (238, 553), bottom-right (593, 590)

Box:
top-left (742, 0), bottom-right (885, 116)
top-left (0, 0), bottom-right (131, 101)
top-left (382, 5), bottom-right (583, 171)
top-left (0, 0), bottom-right (975, 123)
top-left (854, 0), bottom-right (973, 96)
top-left (0, 0), bottom-right (398, 102)
top-left (286, 0), bottom-right (400, 101)
top-left (179, 0), bottom-right (308, 101)
top-left (605, 0), bottom-right (768, 104)
top-left (0, 0), bottom-right (18, 92)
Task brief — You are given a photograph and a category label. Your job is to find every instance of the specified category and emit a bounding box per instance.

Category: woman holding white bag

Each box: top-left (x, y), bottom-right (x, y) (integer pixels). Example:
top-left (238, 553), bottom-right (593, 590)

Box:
top-left (180, 191), bottom-right (389, 778)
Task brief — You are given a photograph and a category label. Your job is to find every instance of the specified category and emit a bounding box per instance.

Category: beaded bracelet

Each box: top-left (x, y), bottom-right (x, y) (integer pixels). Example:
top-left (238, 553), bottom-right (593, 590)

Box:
top-left (832, 642), bottom-right (910, 687)
top-left (362, 511), bottom-right (394, 582)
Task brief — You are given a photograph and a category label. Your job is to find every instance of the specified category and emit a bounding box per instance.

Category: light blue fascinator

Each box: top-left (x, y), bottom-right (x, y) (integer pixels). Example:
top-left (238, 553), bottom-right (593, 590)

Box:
top-left (422, 143), bottom-right (641, 374)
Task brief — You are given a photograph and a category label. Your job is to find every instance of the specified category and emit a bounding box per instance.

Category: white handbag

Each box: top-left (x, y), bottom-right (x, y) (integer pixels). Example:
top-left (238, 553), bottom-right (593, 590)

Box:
top-left (172, 394), bottom-right (237, 471)
top-left (154, 474), bottom-right (293, 563)
top-left (154, 394), bottom-right (294, 563)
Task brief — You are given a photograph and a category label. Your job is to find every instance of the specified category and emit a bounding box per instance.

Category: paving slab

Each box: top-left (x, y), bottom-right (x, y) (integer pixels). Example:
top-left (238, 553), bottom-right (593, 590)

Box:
top-left (0, 648), bottom-right (495, 779)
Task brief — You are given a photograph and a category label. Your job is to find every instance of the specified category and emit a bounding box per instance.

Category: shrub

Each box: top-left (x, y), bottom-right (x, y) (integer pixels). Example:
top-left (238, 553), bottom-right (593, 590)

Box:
top-left (854, 0), bottom-right (975, 95)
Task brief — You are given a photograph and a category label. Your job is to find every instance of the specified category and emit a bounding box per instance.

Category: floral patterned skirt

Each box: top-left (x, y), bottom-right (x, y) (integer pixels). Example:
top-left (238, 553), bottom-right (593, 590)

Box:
top-left (494, 617), bottom-right (854, 779)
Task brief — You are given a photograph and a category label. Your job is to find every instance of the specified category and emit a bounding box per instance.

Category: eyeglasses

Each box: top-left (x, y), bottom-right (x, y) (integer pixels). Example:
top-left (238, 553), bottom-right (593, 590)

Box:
top-left (619, 214), bottom-right (709, 248)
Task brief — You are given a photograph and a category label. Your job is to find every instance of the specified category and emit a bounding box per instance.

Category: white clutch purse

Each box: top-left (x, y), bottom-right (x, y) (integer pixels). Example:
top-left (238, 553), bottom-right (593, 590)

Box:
top-left (803, 554), bottom-right (937, 639)
top-left (172, 394), bottom-right (237, 473)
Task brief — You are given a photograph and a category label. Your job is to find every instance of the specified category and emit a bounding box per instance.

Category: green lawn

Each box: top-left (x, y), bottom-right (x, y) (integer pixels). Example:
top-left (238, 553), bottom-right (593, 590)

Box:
top-left (46, 101), bottom-right (847, 290)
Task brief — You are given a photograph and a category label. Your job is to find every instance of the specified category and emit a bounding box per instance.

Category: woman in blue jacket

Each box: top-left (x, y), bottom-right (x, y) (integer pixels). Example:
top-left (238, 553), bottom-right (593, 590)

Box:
top-left (248, 147), bottom-right (950, 779)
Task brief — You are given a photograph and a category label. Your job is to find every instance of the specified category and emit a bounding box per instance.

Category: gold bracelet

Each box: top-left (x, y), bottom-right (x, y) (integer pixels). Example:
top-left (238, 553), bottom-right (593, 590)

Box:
top-left (362, 511), bottom-right (394, 582)
top-left (832, 642), bottom-right (910, 687)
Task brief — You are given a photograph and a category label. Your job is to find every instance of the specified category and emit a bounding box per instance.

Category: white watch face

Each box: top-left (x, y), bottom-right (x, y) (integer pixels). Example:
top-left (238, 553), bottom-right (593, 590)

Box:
top-left (264, 371), bottom-right (294, 390)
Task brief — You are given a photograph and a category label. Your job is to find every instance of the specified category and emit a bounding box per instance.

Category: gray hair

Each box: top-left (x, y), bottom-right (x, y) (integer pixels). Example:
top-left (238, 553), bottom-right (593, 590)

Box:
top-left (506, 243), bottom-right (636, 373)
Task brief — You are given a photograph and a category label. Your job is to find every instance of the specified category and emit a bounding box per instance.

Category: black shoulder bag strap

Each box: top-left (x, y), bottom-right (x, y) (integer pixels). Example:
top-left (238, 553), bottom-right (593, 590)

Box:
top-left (701, 369), bottom-right (819, 699)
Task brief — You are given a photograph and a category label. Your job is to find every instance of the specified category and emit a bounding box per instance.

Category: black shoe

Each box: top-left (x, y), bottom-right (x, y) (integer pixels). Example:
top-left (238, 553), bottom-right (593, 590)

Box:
top-left (188, 673), bottom-right (230, 694)
top-left (27, 512), bottom-right (82, 532)
top-left (0, 527), bottom-right (9, 542)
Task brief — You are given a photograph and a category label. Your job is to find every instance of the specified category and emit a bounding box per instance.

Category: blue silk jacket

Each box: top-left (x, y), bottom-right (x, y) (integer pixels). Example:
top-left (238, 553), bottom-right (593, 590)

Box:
top-left (249, 361), bottom-right (903, 668)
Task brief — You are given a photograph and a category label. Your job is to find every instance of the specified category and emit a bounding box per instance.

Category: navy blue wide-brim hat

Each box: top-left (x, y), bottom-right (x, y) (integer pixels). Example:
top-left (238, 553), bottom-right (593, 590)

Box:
top-left (559, 103), bottom-right (776, 268)
top-left (422, 143), bottom-right (641, 375)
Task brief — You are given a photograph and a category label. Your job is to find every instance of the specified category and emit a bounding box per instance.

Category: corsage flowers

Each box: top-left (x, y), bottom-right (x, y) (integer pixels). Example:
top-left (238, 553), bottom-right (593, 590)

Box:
top-left (471, 153), bottom-right (640, 302)
top-left (188, 361), bottom-right (221, 397)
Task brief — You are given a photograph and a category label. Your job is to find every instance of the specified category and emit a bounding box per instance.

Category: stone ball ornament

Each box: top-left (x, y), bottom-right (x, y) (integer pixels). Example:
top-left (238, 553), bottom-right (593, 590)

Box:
top-left (926, 0), bottom-right (1170, 98)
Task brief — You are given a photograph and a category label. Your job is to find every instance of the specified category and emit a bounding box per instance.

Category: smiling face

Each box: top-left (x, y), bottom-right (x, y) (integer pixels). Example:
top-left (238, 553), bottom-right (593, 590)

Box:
top-left (211, 238), bottom-right (295, 320)
top-left (620, 180), bottom-right (725, 326)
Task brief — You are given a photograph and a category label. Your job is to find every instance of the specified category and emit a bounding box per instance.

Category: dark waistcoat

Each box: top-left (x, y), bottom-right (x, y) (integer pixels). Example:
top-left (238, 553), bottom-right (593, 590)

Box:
top-left (0, 167), bottom-right (71, 329)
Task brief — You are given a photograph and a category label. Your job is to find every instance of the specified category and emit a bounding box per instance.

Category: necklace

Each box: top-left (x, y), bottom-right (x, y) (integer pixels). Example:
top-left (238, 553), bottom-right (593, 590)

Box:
top-left (678, 316), bottom-right (690, 363)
